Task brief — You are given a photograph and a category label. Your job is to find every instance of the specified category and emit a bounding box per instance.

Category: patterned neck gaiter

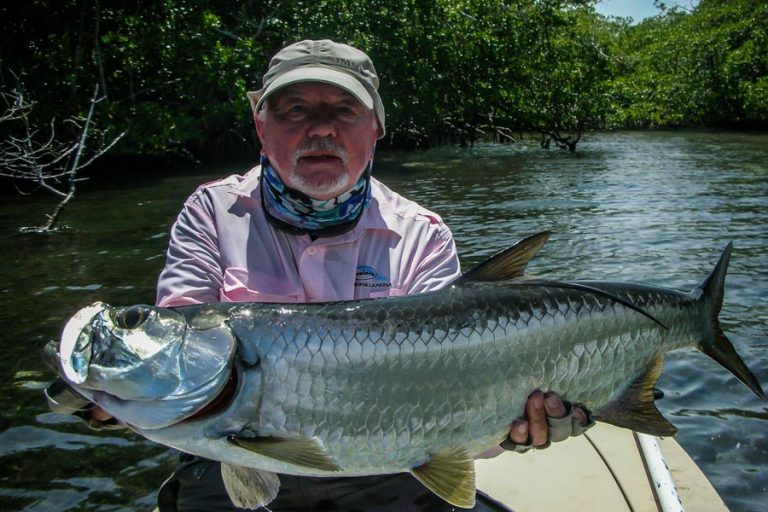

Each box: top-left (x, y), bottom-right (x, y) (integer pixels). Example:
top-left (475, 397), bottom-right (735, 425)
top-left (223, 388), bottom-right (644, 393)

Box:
top-left (259, 158), bottom-right (372, 238)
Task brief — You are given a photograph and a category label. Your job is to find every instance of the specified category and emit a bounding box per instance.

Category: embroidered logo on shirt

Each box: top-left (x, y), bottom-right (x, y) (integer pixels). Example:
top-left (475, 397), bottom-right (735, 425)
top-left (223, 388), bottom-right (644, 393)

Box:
top-left (354, 265), bottom-right (392, 288)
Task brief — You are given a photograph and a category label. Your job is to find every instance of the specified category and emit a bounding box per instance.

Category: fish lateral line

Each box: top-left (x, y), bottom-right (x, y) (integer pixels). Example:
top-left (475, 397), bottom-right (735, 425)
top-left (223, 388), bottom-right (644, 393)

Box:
top-left (511, 279), bottom-right (668, 329)
top-left (453, 232), bottom-right (665, 328)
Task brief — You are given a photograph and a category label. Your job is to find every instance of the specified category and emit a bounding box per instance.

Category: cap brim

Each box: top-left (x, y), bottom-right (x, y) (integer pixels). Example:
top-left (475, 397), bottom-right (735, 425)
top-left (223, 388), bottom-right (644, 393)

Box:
top-left (248, 67), bottom-right (374, 113)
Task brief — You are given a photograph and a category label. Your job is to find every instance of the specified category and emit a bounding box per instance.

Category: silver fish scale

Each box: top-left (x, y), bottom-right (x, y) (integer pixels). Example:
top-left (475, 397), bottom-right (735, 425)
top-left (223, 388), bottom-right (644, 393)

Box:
top-left (227, 282), bottom-right (701, 472)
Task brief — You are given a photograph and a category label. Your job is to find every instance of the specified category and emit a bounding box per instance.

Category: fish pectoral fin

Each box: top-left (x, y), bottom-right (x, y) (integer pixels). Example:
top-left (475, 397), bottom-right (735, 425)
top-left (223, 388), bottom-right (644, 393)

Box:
top-left (410, 446), bottom-right (476, 509)
top-left (593, 355), bottom-right (678, 437)
top-left (221, 463), bottom-right (280, 509)
top-left (227, 435), bottom-right (342, 472)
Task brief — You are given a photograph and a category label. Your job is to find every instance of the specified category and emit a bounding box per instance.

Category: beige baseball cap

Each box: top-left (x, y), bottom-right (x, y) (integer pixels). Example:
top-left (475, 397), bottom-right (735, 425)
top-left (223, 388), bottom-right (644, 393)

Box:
top-left (247, 39), bottom-right (385, 136)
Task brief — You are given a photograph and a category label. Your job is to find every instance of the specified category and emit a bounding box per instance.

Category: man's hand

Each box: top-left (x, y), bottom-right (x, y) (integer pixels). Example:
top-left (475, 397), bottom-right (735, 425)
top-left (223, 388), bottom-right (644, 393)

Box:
top-left (475, 391), bottom-right (593, 459)
top-left (508, 391), bottom-right (591, 448)
top-left (91, 406), bottom-right (113, 422)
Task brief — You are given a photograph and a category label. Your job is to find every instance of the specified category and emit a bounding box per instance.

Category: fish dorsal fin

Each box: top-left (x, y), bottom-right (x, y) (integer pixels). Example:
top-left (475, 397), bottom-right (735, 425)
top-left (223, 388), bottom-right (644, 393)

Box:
top-left (455, 232), bottom-right (551, 285)
top-left (410, 446), bottom-right (476, 508)
top-left (228, 436), bottom-right (342, 472)
top-left (221, 463), bottom-right (281, 509)
top-left (593, 355), bottom-right (677, 437)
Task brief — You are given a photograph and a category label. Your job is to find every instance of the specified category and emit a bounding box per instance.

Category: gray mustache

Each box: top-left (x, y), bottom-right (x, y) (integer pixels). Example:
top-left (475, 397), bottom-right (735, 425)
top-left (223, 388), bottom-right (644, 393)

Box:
top-left (295, 139), bottom-right (349, 164)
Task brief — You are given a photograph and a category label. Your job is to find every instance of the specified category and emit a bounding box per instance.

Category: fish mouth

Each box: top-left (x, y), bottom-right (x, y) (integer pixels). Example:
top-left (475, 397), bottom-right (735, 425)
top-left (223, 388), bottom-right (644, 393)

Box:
top-left (57, 302), bottom-right (105, 385)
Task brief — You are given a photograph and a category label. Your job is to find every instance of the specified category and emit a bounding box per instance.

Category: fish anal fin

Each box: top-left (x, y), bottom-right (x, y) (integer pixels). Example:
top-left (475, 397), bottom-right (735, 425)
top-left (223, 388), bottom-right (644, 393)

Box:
top-left (410, 446), bottom-right (476, 509)
top-left (455, 232), bottom-right (550, 284)
top-left (228, 436), bottom-right (342, 472)
top-left (594, 355), bottom-right (678, 437)
top-left (221, 463), bottom-right (280, 509)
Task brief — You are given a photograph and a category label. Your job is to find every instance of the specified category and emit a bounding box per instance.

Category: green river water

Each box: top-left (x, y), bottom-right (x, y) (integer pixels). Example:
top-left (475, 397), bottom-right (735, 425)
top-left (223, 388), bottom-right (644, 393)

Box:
top-left (0, 131), bottom-right (766, 511)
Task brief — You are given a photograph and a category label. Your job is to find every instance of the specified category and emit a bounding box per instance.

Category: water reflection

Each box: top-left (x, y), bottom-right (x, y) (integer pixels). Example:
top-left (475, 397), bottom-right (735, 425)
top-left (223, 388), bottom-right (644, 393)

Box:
top-left (0, 131), bottom-right (766, 511)
top-left (0, 425), bottom-right (133, 457)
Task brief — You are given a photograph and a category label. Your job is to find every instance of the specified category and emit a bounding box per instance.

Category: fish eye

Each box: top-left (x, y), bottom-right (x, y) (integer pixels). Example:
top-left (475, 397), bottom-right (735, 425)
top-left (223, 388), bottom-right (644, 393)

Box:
top-left (114, 305), bottom-right (151, 329)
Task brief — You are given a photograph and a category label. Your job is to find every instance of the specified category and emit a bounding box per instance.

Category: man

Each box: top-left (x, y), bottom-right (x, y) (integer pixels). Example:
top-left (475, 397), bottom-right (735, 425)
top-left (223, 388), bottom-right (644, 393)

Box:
top-left (97, 39), bottom-right (591, 511)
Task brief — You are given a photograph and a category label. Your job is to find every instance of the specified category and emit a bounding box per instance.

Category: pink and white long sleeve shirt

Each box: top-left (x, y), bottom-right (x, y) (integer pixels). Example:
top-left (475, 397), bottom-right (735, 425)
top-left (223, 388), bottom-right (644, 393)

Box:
top-left (156, 166), bottom-right (460, 307)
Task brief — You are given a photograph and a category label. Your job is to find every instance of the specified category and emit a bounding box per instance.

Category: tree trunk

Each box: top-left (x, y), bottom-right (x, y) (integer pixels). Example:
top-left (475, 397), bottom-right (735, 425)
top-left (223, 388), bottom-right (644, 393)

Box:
top-left (36, 190), bottom-right (75, 233)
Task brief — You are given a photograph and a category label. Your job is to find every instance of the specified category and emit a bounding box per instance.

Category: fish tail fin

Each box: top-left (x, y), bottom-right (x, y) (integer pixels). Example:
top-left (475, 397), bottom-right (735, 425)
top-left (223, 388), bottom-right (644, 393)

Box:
top-left (695, 243), bottom-right (766, 400)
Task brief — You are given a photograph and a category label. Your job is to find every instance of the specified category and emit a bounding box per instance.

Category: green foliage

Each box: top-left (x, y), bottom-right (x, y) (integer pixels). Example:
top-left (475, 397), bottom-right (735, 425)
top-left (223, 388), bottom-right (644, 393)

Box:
top-left (1, 0), bottom-right (765, 159)
top-left (606, 0), bottom-right (768, 128)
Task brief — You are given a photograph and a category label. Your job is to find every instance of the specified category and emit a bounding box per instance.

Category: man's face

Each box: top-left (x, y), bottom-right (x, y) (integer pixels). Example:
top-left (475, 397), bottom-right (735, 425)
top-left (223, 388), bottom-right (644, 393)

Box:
top-left (255, 82), bottom-right (381, 200)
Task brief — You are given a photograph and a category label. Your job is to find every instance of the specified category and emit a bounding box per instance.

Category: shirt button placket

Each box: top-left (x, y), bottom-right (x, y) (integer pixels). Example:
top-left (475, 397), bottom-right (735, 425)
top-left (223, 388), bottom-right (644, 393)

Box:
top-left (302, 245), bottom-right (325, 300)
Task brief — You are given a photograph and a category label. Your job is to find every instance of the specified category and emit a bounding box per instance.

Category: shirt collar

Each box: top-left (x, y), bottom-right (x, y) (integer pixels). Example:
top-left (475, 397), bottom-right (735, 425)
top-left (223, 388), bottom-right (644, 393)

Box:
top-left (230, 166), bottom-right (263, 199)
top-left (230, 165), bottom-right (398, 238)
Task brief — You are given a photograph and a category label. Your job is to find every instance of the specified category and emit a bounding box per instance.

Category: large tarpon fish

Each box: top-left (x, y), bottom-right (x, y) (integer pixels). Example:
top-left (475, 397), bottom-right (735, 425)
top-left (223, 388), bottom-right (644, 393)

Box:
top-left (45, 232), bottom-right (765, 509)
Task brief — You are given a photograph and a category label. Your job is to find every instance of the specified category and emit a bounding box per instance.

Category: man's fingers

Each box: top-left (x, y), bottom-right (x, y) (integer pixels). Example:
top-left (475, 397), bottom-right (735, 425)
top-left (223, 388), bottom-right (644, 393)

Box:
top-left (526, 391), bottom-right (548, 446)
top-left (572, 407), bottom-right (590, 426)
top-left (91, 406), bottom-right (113, 421)
top-left (544, 392), bottom-right (568, 419)
top-left (502, 392), bottom-right (594, 452)
top-left (509, 420), bottom-right (529, 444)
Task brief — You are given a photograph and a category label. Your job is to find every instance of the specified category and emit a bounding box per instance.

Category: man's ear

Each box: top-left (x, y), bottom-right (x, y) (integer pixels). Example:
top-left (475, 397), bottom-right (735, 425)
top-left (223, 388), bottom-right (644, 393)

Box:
top-left (254, 112), bottom-right (266, 145)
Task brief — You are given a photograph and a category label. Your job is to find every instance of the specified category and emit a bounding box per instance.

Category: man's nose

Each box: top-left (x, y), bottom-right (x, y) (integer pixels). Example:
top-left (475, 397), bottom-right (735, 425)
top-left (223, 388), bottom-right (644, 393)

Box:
top-left (306, 110), bottom-right (338, 138)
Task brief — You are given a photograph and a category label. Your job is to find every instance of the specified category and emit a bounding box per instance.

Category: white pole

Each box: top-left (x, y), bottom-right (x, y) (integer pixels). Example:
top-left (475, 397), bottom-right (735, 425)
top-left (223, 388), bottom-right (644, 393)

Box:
top-left (636, 433), bottom-right (685, 512)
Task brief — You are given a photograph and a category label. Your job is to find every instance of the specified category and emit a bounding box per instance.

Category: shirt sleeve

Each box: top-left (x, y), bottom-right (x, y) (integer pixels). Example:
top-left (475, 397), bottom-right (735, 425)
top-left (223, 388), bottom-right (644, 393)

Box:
top-left (404, 223), bottom-right (461, 295)
top-left (155, 190), bottom-right (224, 307)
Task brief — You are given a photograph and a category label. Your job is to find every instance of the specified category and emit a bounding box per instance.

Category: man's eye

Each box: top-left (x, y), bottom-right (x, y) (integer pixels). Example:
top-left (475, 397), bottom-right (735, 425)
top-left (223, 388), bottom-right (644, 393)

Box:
top-left (276, 105), bottom-right (309, 120)
top-left (336, 106), bottom-right (360, 120)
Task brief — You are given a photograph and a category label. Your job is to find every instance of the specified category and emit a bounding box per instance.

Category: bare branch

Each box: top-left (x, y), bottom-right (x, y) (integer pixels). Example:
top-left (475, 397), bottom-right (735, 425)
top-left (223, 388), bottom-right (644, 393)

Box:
top-left (1, 75), bottom-right (125, 232)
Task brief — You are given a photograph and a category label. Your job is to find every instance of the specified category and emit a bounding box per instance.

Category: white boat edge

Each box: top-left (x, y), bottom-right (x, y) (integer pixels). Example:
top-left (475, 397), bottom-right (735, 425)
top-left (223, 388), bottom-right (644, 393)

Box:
top-left (476, 422), bottom-right (729, 511)
top-left (635, 432), bottom-right (684, 512)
